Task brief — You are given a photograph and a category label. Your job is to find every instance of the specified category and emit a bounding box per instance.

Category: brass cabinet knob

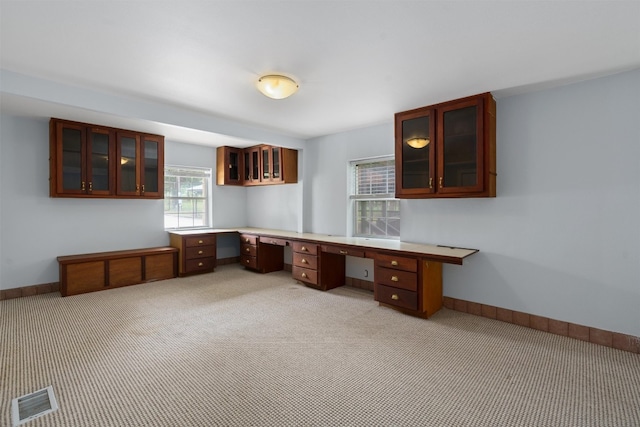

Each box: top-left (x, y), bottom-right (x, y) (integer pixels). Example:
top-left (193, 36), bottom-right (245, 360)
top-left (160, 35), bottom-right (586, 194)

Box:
top-left (198, 262), bottom-right (203, 267)
top-left (301, 258), bottom-right (307, 264)
top-left (391, 294), bottom-right (399, 300)
top-left (246, 247), bottom-right (250, 252)
top-left (391, 260), bottom-right (398, 266)
top-left (246, 259), bottom-right (250, 264)
top-left (301, 272), bottom-right (307, 278)
top-left (339, 250), bottom-right (348, 255)
top-left (301, 246), bottom-right (307, 251)
top-left (245, 238), bottom-right (250, 243)
top-left (391, 276), bottom-right (399, 282)
top-left (198, 240), bottom-right (203, 244)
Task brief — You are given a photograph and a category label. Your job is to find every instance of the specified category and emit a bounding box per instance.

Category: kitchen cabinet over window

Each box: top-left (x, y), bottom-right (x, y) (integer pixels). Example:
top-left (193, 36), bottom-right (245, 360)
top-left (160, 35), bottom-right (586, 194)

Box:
top-left (395, 93), bottom-right (496, 198)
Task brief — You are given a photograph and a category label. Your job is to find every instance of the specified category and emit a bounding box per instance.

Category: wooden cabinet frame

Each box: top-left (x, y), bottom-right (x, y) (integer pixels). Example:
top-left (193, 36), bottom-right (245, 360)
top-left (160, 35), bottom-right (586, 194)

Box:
top-left (50, 118), bottom-right (164, 199)
top-left (395, 93), bottom-right (496, 199)
top-left (217, 144), bottom-right (298, 186)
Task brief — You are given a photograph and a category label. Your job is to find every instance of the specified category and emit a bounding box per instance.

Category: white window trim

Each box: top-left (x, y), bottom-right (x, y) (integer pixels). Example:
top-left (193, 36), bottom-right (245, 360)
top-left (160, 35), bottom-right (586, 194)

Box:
top-left (164, 164), bottom-right (213, 230)
top-left (347, 155), bottom-right (399, 240)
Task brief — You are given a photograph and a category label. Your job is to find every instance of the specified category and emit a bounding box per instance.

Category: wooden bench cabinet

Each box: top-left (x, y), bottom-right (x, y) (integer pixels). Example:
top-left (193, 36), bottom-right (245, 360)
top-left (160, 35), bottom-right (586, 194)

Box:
top-left (57, 247), bottom-right (178, 296)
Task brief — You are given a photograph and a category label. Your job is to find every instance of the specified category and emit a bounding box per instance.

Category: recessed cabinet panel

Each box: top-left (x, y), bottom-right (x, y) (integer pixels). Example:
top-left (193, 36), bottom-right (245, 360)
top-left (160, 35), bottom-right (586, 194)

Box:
top-left (395, 93), bottom-right (496, 199)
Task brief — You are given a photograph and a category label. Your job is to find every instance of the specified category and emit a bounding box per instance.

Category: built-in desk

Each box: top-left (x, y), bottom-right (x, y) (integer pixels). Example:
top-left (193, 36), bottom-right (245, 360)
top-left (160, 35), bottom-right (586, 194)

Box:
top-left (169, 228), bottom-right (478, 318)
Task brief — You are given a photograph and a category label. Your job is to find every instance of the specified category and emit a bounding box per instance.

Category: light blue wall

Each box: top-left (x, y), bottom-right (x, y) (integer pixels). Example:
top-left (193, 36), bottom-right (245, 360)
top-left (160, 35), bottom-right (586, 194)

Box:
top-left (305, 69), bottom-right (640, 336)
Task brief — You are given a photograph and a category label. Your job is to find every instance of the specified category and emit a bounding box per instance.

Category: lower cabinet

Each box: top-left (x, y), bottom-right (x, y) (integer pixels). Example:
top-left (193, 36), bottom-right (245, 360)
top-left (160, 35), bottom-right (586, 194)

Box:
top-left (374, 252), bottom-right (443, 318)
top-left (240, 233), bottom-right (283, 273)
top-left (170, 233), bottom-right (216, 276)
top-left (292, 241), bottom-right (345, 291)
top-left (57, 247), bottom-right (178, 296)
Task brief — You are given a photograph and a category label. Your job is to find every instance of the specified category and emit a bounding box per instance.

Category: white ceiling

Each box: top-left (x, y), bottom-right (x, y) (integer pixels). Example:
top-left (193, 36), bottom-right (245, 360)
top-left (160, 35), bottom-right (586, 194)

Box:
top-left (1, 1), bottom-right (639, 146)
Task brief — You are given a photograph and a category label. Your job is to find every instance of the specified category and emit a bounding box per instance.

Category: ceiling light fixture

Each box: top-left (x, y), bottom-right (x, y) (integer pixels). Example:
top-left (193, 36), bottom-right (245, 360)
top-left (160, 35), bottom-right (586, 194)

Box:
top-left (406, 138), bottom-right (430, 149)
top-left (256, 75), bottom-right (299, 99)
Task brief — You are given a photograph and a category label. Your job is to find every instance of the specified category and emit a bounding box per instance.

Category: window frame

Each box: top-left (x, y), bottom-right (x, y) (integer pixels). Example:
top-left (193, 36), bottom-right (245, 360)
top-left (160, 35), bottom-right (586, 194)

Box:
top-left (348, 156), bottom-right (400, 240)
top-left (163, 165), bottom-right (212, 230)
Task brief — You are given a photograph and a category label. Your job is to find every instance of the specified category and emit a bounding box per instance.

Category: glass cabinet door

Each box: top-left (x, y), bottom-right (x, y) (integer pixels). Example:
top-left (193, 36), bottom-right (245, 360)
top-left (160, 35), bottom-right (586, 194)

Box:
top-left (244, 151), bottom-right (251, 182)
top-left (251, 149), bottom-right (260, 181)
top-left (271, 147), bottom-right (281, 180)
top-left (395, 108), bottom-right (435, 197)
top-left (87, 128), bottom-right (112, 195)
top-left (437, 98), bottom-right (483, 194)
top-left (142, 135), bottom-right (163, 197)
top-left (58, 123), bottom-right (86, 194)
top-left (262, 146), bottom-right (270, 180)
top-left (117, 132), bottom-right (139, 195)
top-left (228, 150), bottom-right (240, 182)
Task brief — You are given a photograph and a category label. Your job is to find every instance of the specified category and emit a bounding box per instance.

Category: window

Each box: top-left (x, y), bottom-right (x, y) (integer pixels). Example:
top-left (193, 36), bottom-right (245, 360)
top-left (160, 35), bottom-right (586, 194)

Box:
top-left (349, 157), bottom-right (400, 239)
top-left (164, 166), bottom-right (212, 229)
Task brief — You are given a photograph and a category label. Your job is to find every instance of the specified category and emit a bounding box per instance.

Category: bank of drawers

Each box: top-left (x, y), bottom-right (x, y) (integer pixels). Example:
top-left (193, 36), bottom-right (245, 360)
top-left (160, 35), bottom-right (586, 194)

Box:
top-left (374, 253), bottom-right (418, 311)
top-left (292, 241), bottom-right (318, 286)
top-left (240, 234), bottom-right (259, 270)
top-left (176, 234), bottom-right (216, 276)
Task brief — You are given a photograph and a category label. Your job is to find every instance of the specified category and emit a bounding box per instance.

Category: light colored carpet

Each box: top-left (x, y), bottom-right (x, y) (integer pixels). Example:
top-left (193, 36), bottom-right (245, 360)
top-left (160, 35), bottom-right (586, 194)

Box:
top-left (1, 264), bottom-right (639, 427)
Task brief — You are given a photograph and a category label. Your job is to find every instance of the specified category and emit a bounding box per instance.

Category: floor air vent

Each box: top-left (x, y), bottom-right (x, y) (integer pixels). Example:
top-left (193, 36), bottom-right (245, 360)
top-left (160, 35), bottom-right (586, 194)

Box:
top-left (11, 386), bottom-right (58, 426)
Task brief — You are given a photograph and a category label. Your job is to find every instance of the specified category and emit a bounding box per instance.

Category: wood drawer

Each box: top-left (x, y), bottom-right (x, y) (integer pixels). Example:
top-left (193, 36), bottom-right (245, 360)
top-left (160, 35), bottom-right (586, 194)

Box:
top-left (376, 253), bottom-right (418, 272)
top-left (375, 266), bottom-right (417, 292)
top-left (292, 266), bottom-right (318, 285)
top-left (185, 246), bottom-right (215, 260)
top-left (262, 237), bottom-right (288, 246)
top-left (240, 234), bottom-right (258, 245)
top-left (292, 252), bottom-right (318, 270)
top-left (241, 244), bottom-right (257, 257)
top-left (185, 257), bottom-right (215, 273)
top-left (185, 235), bottom-right (216, 247)
top-left (292, 241), bottom-right (317, 255)
top-left (375, 283), bottom-right (418, 311)
top-left (241, 254), bottom-right (258, 270)
top-left (322, 245), bottom-right (365, 258)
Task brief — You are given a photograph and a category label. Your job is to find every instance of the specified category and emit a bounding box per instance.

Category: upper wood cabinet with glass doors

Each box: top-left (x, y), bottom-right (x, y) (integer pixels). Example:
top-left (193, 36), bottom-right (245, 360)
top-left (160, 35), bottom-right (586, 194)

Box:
top-left (49, 118), bottom-right (164, 199)
top-left (395, 93), bottom-right (496, 198)
top-left (217, 144), bottom-right (298, 186)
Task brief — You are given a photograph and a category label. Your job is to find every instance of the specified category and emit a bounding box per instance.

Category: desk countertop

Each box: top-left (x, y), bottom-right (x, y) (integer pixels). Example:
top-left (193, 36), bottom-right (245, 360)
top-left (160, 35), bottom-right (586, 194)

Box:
top-left (168, 227), bottom-right (478, 265)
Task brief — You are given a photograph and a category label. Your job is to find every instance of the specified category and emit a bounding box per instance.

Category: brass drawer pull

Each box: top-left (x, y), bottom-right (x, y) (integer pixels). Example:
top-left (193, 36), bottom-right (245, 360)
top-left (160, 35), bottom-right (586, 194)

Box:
top-left (301, 246), bottom-right (307, 251)
top-left (301, 272), bottom-right (307, 278)
top-left (198, 250), bottom-right (203, 255)
top-left (391, 294), bottom-right (399, 300)
top-left (245, 238), bottom-right (250, 243)
top-left (391, 276), bottom-right (399, 282)
top-left (198, 240), bottom-right (204, 244)
top-left (198, 262), bottom-right (203, 267)
top-left (246, 247), bottom-right (250, 252)
top-left (391, 260), bottom-right (398, 266)
top-left (246, 259), bottom-right (250, 264)
top-left (339, 250), bottom-right (348, 255)
top-left (301, 258), bottom-right (307, 264)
